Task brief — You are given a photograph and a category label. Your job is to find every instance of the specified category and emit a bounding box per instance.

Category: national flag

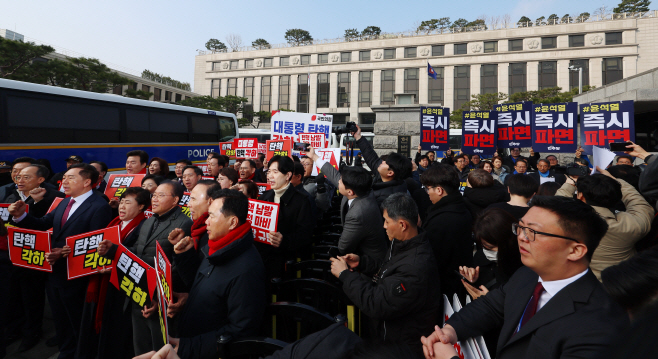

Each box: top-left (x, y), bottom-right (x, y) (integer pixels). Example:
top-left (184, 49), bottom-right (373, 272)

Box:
top-left (428, 63), bottom-right (437, 80)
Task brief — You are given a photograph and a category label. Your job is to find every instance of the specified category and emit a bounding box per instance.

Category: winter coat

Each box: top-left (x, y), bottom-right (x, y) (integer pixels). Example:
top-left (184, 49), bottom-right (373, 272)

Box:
top-left (462, 182), bottom-right (508, 219)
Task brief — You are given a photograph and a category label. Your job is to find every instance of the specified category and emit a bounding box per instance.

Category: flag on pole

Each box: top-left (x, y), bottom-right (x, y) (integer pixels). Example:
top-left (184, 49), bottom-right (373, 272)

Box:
top-left (428, 63), bottom-right (437, 80)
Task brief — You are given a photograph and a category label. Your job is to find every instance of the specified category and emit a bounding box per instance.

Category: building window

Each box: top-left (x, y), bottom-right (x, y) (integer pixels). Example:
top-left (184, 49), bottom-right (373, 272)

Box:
top-left (381, 70), bottom-right (395, 105)
top-left (606, 32), bottom-right (623, 45)
top-left (404, 68), bottom-right (419, 104)
top-left (541, 37), bottom-right (557, 49)
top-left (338, 72), bottom-right (350, 108)
top-left (141, 85), bottom-right (150, 94)
top-left (245, 59), bottom-right (254, 68)
top-left (301, 55), bottom-right (310, 65)
top-left (113, 85), bottom-right (123, 95)
top-left (212, 62), bottom-right (221, 71)
top-left (260, 77), bottom-right (272, 122)
top-left (230, 60), bottom-right (239, 69)
top-left (569, 35), bottom-right (585, 47)
top-left (509, 39), bottom-right (523, 51)
top-left (484, 41), bottom-right (498, 53)
top-left (165, 91), bottom-right (172, 102)
top-left (384, 49), bottom-right (396, 59)
top-left (279, 75), bottom-right (290, 110)
top-left (509, 63), bottom-right (527, 95)
top-left (432, 45), bottom-right (444, 56)
top-left (264, 58), bottom-right (273, 67)
top-left (428, 67), bottom-right (444, 104)
top-left (297, 75), bottom-right (309, 113)
top-left (130, 82), bottom-right (138, 90)
top-left (227, 78), bottom-right (237, 96)
top-left (175, 94), bottom-right (182, 103)
top-left (359, 71), bottom-right (372, 107)
top-left (333, 114), bottom-right (348, 125)
top-left (569, 59), bottom-right (590, 90)
top-left (481, 64), bottom-right (498, 94)
top-left (361, 113), bottom-right (376, 125)
top-left (317, 73), bottom-right (330, 108)
top-left (341, 52), bottom-right (351, 62)
top-left (359, 50), bottom-right (370, 61)
top-left (211, 80), bottom-right (220, 98)
top-left (280, 57), bottom-right (290, 66)
top-left (603, 57), bottom-right (623, 85)
top-left (244, 78), bottom-right (254, 119)
top-left (153, 88), bottom-right (161, 101)
top-left (538, 61), bottom-right (557, 89)
top-left (404, 47), bottom-right (417, 58)
top-left (454, 66), bottom-right (470, 110)
top-left (319, 54), bottom-right (328, 64)
top-left (454, 43), bottom-right (467, 55)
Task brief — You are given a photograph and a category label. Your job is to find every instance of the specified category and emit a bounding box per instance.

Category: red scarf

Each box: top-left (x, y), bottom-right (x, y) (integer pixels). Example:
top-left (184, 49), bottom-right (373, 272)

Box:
top-left (86, 212), bottom-right (146, 333)
top-left (191, 212), bottom-right (209, 250)
top-left (208, 221), bottom-right (251, 257)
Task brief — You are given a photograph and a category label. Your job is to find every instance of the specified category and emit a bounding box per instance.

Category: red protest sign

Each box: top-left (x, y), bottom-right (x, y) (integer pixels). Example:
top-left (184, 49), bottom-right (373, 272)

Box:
top-left (299, 133), bottom-right (326, 149)
top-left (110, 244), bottom-right (157, 305)
top-left (8, 227), bottom-right (52, 272)
top-left (313, 149), bottom-right (341, 176)
top-left (105, 174), bottom-right (145, 200)
top-left (155, 241), bottom-right (172, 303)
top-left (219, 141), bottom-right (236, 159)
top-left (233, 138), bottom-right (259, 159)
top-left (47, 198), bottom-right (64, 214)
top-left (144, 206), bottom-right (154, 219)
top-left (258, 142), bottom-right (266, 155)
top-left (195, 163), bottom-right (209, 176)
top-left (201, 176), bottom-right (215, 181)
top-left (154, 261), bottom-right (170, 345)
top-left (255, 183), bottom-right (271, 198)
top-left (247, 199), bottom-right (279, 246)
top-left (178, 192), bottom-right (191, 218)
top-left (66, 226), bottom-right (121, 279)
top-left (0, 204), bottom-right (28, 223)
top-left (265, 139), bottom-right (292, 161)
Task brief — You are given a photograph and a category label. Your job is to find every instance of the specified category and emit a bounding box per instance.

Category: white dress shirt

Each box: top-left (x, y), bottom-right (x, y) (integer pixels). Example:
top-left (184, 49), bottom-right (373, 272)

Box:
top-left (13, 189), bottom-right (94, 223)
top-left (537, 269), bottom-right (589, 310)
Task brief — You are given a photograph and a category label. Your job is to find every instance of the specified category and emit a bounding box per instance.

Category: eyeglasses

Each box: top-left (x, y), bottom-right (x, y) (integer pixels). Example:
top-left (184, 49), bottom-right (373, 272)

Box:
top-left (512, 223), bottom-right (579, 243)
top-left (14, 175), bottom-right (35, 181)
top-left (151, 193), bottom-right (174, 199)
top-left (423, 186), bottom-right (436, 193)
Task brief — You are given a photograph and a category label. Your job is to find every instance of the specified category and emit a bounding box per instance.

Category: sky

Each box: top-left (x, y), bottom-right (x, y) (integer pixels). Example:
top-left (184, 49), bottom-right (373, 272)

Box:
top-left (3, 0), bottom-right (623, 92)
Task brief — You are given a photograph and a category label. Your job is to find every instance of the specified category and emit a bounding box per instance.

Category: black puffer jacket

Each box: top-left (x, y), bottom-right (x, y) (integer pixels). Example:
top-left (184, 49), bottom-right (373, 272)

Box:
top-left (371, 179), bottom-right (408, 206)
top-left (339, 232), bottom-right (440, 356)
top-left (462, 181), bottom-right (508, 219)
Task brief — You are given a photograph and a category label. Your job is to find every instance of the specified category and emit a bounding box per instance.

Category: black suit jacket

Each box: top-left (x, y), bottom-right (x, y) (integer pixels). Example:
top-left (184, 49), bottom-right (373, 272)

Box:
top-left (447, 266), bottom-right (629, 359)
top-left (12, 191), bottom-right (113, 286)
top-left (5, 186), bottom-right (66, 218)
top-left (527, 170), bottom-right (566, 186)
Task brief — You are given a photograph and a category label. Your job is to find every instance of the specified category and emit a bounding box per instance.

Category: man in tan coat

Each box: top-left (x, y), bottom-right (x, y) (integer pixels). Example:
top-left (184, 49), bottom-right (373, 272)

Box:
top-left (556, 166), bottom-right (654, 279)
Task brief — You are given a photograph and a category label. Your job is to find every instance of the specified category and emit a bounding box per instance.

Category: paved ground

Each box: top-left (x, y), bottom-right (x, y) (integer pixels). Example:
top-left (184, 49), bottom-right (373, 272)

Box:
top-left (5, 302), bottom-right (58, 359)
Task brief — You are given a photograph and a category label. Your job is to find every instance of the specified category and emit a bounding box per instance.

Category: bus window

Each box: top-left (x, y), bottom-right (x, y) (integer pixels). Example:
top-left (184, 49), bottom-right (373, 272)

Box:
top-left (191, 116), bottom-right (219, 142)
top-left (219, 116), bottom-right (238, 142)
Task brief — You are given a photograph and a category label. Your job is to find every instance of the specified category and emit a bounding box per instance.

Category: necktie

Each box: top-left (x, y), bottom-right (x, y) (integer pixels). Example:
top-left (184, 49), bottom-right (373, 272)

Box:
top-left (60, 199), bottom-right (76, 228)
top-left (342, 200), bottom-right (350, 223)
top-left (520, 282), bottom-right (545, 329)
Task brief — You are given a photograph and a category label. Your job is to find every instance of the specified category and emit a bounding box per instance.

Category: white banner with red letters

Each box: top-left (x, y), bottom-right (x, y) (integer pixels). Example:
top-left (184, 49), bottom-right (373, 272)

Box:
top-left (247, 199), bottom-right (279, 246)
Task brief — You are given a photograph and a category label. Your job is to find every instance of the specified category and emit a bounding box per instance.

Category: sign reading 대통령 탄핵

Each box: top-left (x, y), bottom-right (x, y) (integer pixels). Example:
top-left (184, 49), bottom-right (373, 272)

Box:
top-left (8, 227), bottom-right (52, 272)
top-left (461, 111), bottom-right (498, 156)
top-left (493, 101), bottom-right (533, 149)
top-left (247, 199), bottom-right (279, 246)
top-left (105, 174), bottom-right (146, 200)
top-left (579, 100), bottom-right (635, 155)
top-left (532, 102), bottom-right (578, 153)
top-left (419, 106), bottom-right (450, 152)
top-left (271, 111), bottom-right (333, 148)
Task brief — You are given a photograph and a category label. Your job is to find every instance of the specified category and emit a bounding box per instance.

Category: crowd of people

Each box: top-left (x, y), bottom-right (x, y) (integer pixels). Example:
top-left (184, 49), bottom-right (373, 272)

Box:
top-left (0, 125), bottom-right (657, 359)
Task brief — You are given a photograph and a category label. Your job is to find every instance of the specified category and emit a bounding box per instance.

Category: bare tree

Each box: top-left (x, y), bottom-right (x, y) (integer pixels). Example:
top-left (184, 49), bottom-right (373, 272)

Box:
top-left (488, 15), bottom-right (501, 29)
top-left (225, 33), bottom-right (243, 52)
top-left (593, 5), bottom-right (611, 19)
top-left (502, 14), bottom-right (512, 28)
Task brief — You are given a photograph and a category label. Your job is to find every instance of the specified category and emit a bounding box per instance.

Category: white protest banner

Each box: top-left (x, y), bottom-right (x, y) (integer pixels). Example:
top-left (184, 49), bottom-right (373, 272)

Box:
top-left (299, 133), bottom-right (326, 149)
top-left (453, 294), bottom-right (489, 359)
top-left (590, 145), bottom-right (617, 175)
top-left (443, 294), bottom-right (477, 359)
top-left (312, 148), bottom-right (341, 176)
top-left (247, 199), bottom-right (279, 246)
top-left (271, 111), bottom-right (333, 147)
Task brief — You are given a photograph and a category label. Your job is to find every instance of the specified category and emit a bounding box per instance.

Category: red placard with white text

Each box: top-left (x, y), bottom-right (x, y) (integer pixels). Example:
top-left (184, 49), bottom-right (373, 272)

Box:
top-left (258, 142), bottom-right (266, 155)
top-left (233, 138), bottom-right (259, 159)
top-left (8, 227), bottom-right (52, 272)
top-left (105, 174), bottom-right (146, 200)
top-left (265, 139), bottom-right (293, 161)
top-left (312, 149), bottom-right (341, 176)
top-left (195, 163), bottom-right (210, 176)
top-left (66, 226), bottom-right (121, 279)
top-left (247, 199), bottom-right (279, 245)
top-left (0, 204), bottom-right (28, 222)
top-left (110, 244), bottom-right (157, 304)
top-left (178, 192), bottom-right (191, 218)
top-left (255, 183), bottom-right (271, 198)
top-left (299, 133), bottom-right (326, 149)
top-left (155, 241), bottom-right (172, 303)
top-left (220, 142), bottom-right (236, 159)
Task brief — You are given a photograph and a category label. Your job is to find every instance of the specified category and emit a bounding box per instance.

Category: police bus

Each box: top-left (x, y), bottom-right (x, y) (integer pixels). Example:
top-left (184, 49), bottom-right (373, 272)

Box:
top-left (0, 78), bottom-right (238, 174)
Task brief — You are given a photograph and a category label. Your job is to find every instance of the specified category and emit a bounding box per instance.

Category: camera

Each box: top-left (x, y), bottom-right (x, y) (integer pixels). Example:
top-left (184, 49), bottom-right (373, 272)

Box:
top-left (333, 121), bottom-right (358, 135)
top-left (554, 165), bottom-right (589, 177)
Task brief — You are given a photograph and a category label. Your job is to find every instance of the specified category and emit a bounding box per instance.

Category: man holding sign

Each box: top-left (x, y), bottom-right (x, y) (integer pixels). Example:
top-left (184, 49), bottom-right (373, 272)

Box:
top-left (171, 189), bottom-right (265, 358)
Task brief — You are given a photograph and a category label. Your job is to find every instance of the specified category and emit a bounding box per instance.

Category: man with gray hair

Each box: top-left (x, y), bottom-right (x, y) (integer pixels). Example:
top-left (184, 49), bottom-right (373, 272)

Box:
top-left (330, 192), bottom-right (440, 357)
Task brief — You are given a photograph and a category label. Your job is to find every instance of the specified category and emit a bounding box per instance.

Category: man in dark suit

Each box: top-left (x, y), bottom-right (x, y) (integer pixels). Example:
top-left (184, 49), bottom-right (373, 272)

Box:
top-left (527, 159), bottom-right (566, 186)
top-left (421, 196), bottom-right (630, 359)
top-left (305, 147), bottom-right (387, 261)
top-left (8, 163), bottom-right (112, 359)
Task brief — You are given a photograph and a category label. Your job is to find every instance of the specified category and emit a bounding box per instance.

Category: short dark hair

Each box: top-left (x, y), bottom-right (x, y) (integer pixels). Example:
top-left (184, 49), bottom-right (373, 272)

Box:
top-left (421, 163), bottom-right (460, 195)
top-left (478, 161), bottom-right (492, 170)
top-left (506, 173), bottom-right (538, 198)
top-left (258, 153), bottom-right (265, 161)
top-left (574, 158), bottom-right (588, 166)
top-left (126, 150), bottom-right (149, 165)
top-left (381, 193), bottom-right (419, 228)
top-left (340, 166), bottom-right (372, 197)
top-left (426, 150), bottom-right (435, 156)
top-left (142, 174), bottom-right (164, 186)
top-left (149, 157), bottom-right (170, 177)
top-left (515, 159), bottom-right (528, 167)
top-left (208, 151), bottom-right (220, 157)
top-left (221, 155), bottom-right (230, 164)
top-left (90, 161), bottom-right (108, 174)
top-left (209, 153), bottom-right (226, 167)
top-left (468, 169), bottom-right (494, 188)
top-left (219, 167), bottom-right (239, 186)
top-left (269, 155), bottom-right (294, 175)
top-left (576, 174), bottom-right (622, 208)
top-left (121, 187), bottom-right (151, 211)
top-left (237, 180), bottom-right (259, 199)
top-left (530, 196), bottom-right (608, 261)
top-left (160, 180), bottom-right (185, 200)
top-left (293, 162), bottom-right (305, 178)
top-left (602, 246), bottom-right (658, 314)
top-left (419, 155), bottom-right (429, 162)
top-left (536, 181), bottom-right (561, 196)
top-left (183, 165), bottom-right (203, 177)
top-left (196, 179), bottom-right (221, 197)
top-left (26, 164), bottom-right (50, 180)
top-left (68, 163), bottom-right (99, 185)
top-left (473, 208), bottom-right (522, 278)
top-left (616, 155), bottom-right (633, 164)
top-left (12, 157), bottom-right (36, 166)
top-left (537, 159), bottom-right (550, 166)
top-left (383, 152), bottom-right (412, 180)
top-left (243, 159), bottom-right (257, 169)
top-left (176, 159), bottom-right (193, 166)
top-left (209, 188), bottom-right (249, 224)
top-left (546, 155), bottom-right (558, 161)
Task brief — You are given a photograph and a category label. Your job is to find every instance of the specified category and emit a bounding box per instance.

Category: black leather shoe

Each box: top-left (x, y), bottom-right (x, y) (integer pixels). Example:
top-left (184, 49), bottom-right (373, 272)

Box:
top-left (18, 335), bottom-right (40, 352)
top-left (45, 336), bottom-right (58, 347)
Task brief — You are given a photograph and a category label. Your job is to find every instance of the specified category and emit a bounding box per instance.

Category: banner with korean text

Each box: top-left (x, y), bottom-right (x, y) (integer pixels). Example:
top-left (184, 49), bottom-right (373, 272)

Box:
top-left (154, 260), bottom-right (169, 345)
top-left (8, 227), bottom-right (52, 272)
top-left (233, 138), bottom-right (259, 159)
top-left (219, 142), bottom-right (236, 159)
top-left (247, 199), bottom-right (279, 246)
top-left (265, 139), bottom-right (293, 161)
top-left (420, 106), bottom-right (450, 152)
top-left (0, 204), bottom-right (28, 223)
top-left (66, 226), bottom-right (121, 279)
top-left (105, 174), bottom-right (146, 200)
top-left (493, 101), bottom-right (533, 148)
top-left (110, 244), bottom-right (157, 305)
top-left (532, 103), bottom-right (578, 153)
top-left (258, 142), bottom-right (267, 155)
top-left (580, 101), bottom-right (635, 155)
top-left (155, 241), bottom-right (172, 303)
top-left (461, 111), bottom-right (498, 156)
top-left (299, 133), bottom-right (327, 149)
top-left (178, 192), bottom-right (191, 218)
top-left (312, 148), bottom-right (341, 176)
top-left (271, 111), bottom-right (333, 147)
top-left (195, 163), bottom-right (210, 176)
top-left (255, 183), bottom-right (271, 198)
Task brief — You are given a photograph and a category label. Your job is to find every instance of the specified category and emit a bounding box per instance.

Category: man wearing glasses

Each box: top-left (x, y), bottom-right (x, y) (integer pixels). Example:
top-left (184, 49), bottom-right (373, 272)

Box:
top-left (421, 196), bottom-right (629, 359)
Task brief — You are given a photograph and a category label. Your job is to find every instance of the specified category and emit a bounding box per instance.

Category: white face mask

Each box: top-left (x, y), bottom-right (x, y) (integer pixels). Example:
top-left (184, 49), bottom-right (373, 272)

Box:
top-left (483, 248), bottom-right (498, 262)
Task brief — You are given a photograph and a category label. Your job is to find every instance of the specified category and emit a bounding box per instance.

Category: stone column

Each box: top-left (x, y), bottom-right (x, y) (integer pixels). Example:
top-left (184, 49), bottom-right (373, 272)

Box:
top-left (624, 56), bottom-right (638, 77)
top-left (395, 68), bottom-right (405, 94)
top-left (372, 70), bottom-right (382, 105)
top-left (372, 104), bottom-right (422, 157)
top-left (557, 60), bottom-right (570, 91)
top-left (471, 64), bottom-right (481, 96)
top-left (590, 58), bottom-right (603, 88)
top-left (527, 62), bottom-right (539, 91)
top-left (498, 63), bottom-right (509, 95)
top-left (444, 66), bottom-right (454, 110)
top-left (237, 77), bottom-right (245, 97)
top-left (290, 74), bottom-right (299, 111)
top-left (220, 78), bottom-right (228, 97)
top-left (309, 73), bottom-right (318, 113)
top-left (329, 72), bottom-right (338, 109)
top-left (271, 76), bottom-right (280, 110)
top-left (350, 71), bottom-right (359, 120)
top-left (419, 66), bottom-right (429, 104)
top-left (253, 77), bottom-right (262, 112)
